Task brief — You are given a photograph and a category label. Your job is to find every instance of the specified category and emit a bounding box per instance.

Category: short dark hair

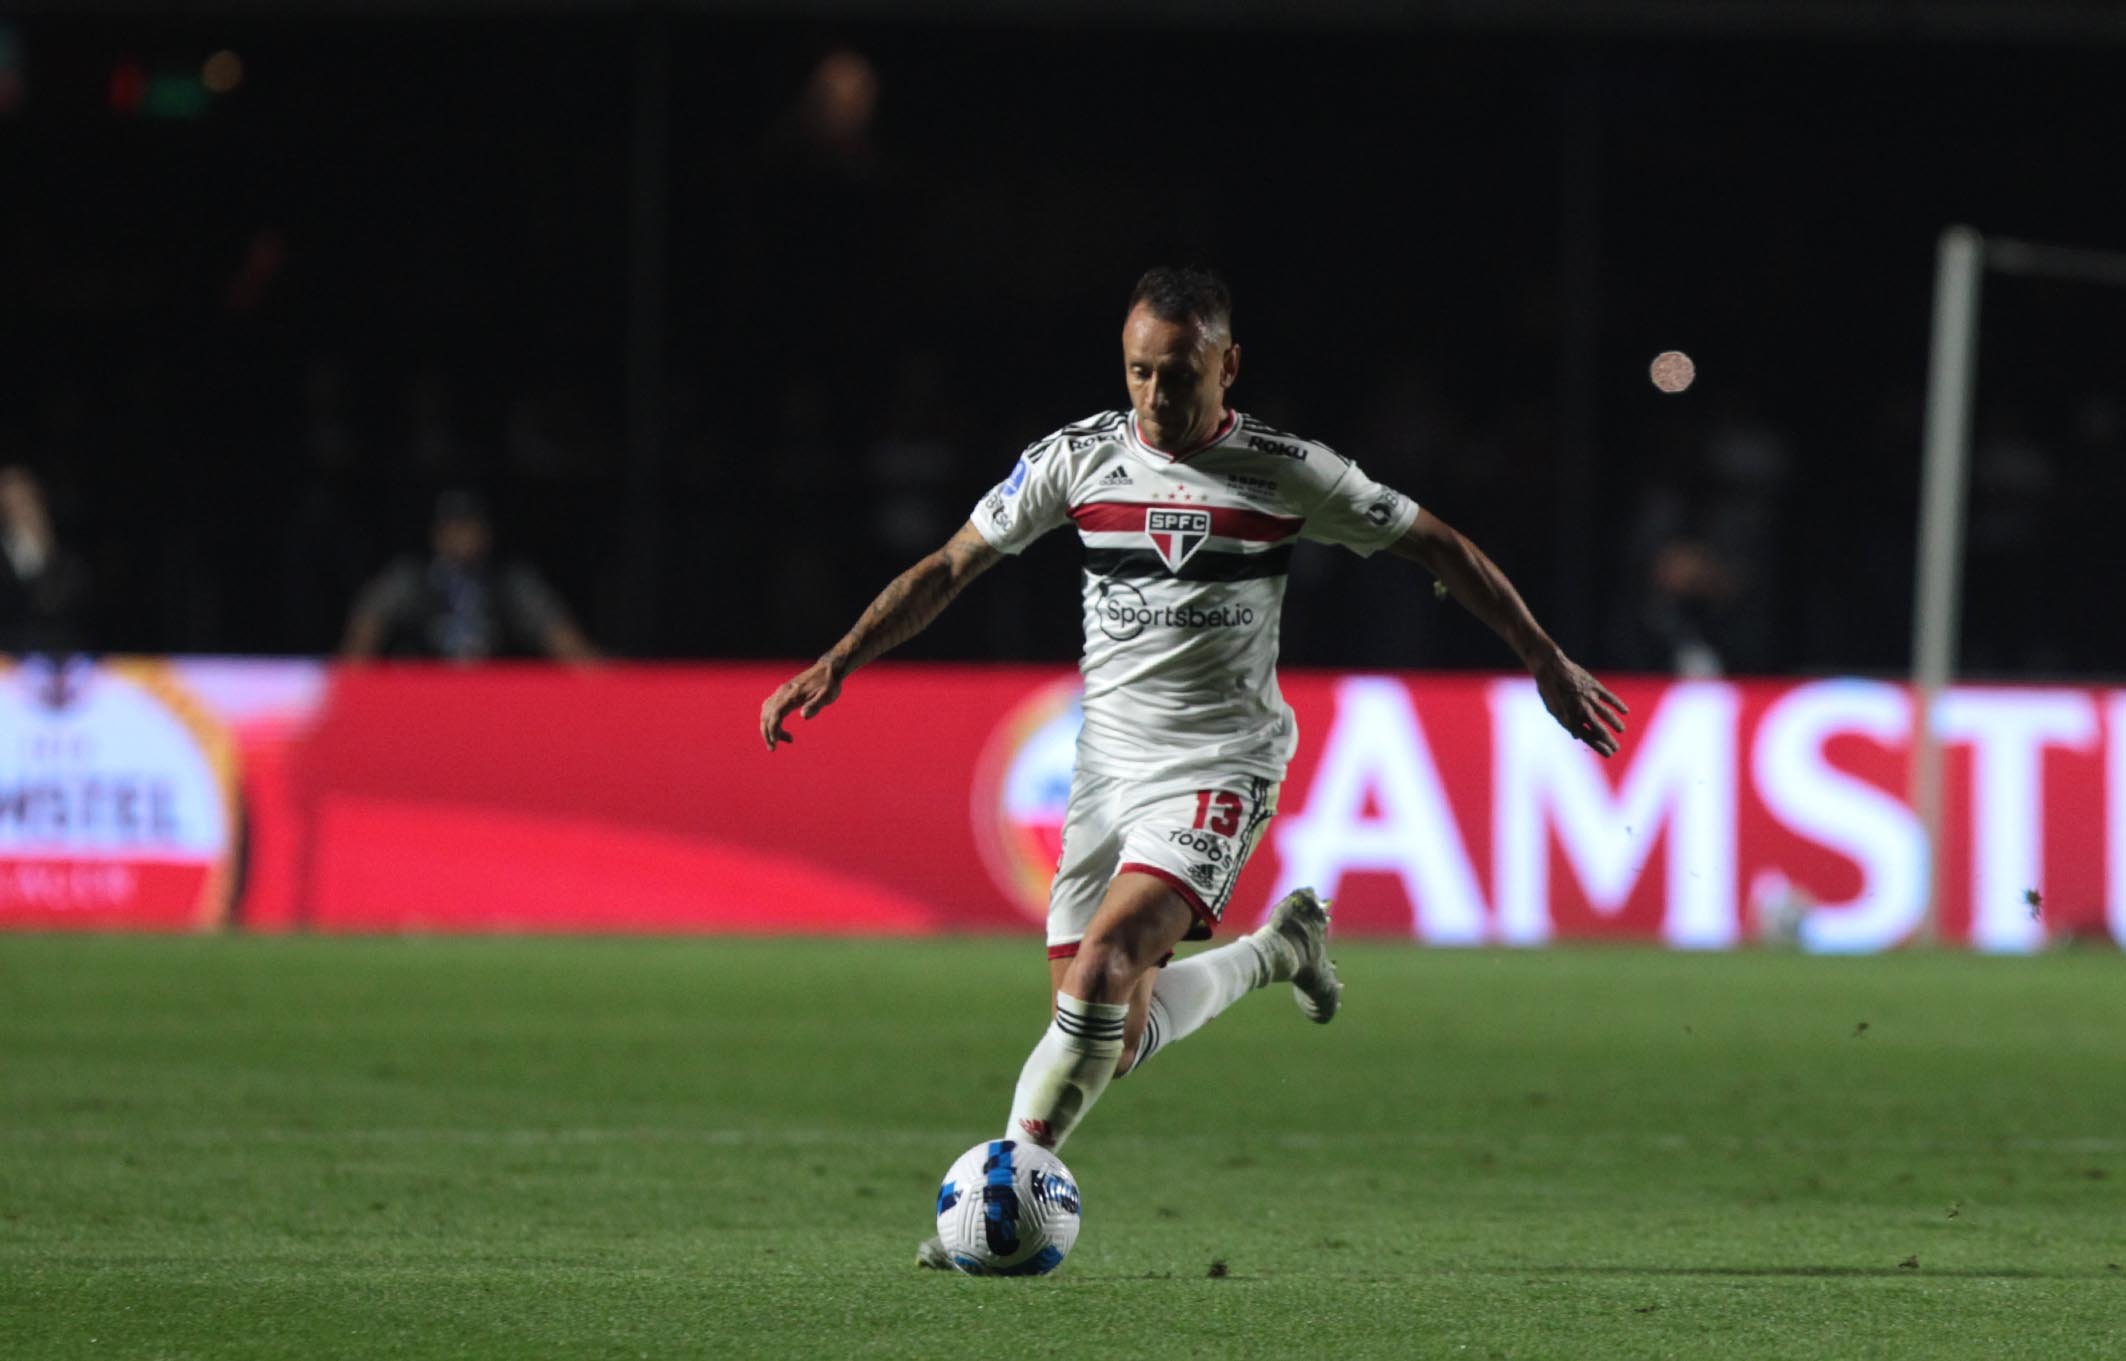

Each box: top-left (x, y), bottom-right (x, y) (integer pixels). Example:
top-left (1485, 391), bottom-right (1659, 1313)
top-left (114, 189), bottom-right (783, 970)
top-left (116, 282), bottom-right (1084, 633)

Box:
top-left (1128, 265), bottom-right (1233, 339)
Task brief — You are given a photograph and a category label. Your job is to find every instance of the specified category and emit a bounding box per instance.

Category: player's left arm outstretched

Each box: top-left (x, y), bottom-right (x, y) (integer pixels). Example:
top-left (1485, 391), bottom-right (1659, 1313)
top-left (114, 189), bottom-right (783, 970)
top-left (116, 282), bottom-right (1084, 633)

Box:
top-left (759, 522), bottom-right (1002, 750)
top-left (1389, 508), bottom-right (1628, 757)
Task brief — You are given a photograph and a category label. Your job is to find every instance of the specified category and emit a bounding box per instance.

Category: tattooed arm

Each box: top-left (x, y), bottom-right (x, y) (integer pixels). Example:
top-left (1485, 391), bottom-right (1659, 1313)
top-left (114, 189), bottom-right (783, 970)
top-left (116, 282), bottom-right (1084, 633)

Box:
top-left (759, 522), bottom-right (1003, 750)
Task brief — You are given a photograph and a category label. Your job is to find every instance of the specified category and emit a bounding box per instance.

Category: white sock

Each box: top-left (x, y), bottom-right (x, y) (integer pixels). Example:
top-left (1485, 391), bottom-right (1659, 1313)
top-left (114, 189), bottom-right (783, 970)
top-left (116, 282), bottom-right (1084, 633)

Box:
top-left (1005, 993), bottom-right (1128, 1150)
top-left (1131, 935), bottom-right (1275, 1072)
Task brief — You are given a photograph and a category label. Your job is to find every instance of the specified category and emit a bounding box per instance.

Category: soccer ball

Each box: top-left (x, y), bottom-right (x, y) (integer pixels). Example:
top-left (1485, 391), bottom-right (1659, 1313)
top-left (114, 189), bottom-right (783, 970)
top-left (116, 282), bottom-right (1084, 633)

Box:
top-left (934, 1138), bottom-right (1082, 1276)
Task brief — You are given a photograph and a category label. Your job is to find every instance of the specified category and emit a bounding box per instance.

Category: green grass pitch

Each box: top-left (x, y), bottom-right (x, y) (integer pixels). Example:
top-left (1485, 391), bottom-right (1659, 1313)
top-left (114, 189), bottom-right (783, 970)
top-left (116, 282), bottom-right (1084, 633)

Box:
top-left (3, 936), bottom-right (2122, 1360)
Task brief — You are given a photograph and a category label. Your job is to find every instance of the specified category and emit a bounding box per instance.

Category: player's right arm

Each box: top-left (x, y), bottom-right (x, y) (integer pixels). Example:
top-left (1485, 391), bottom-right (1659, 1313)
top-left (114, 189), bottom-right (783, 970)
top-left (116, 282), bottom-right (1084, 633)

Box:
top-left (759, 523), bottom-right (1001, 750)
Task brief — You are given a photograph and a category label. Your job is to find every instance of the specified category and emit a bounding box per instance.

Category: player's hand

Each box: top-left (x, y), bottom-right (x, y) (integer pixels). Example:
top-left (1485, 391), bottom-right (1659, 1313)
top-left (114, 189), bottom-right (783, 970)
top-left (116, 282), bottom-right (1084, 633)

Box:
top-left (760, 658), bottom-right (844, 751)
top-left (1532, 652), bottom-right (1628, 758)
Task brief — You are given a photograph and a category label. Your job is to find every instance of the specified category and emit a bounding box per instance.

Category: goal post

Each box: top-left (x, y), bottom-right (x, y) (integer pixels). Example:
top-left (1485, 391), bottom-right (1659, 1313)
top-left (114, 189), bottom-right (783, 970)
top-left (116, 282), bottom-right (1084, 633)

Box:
top-left (1910, 226), bottom-right (1983, 946)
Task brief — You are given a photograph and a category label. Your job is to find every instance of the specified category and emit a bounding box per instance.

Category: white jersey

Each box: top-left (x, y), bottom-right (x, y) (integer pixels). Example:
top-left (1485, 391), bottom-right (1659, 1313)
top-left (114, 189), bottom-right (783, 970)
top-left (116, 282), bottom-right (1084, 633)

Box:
top-left (971, 409), bottom-right (1420, 783)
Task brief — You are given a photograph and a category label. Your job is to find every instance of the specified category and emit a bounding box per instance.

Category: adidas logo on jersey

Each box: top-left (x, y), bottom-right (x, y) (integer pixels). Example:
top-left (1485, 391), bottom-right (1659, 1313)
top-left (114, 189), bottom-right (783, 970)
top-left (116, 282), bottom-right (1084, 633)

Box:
top-left (1098, 466), bottom-right (1132, 485)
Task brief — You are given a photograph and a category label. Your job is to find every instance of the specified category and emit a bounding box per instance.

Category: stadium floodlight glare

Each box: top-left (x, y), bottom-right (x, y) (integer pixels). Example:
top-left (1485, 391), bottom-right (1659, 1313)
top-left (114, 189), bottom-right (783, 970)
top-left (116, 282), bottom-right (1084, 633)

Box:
top-left (1911, 226), bottom-right (2126, 944)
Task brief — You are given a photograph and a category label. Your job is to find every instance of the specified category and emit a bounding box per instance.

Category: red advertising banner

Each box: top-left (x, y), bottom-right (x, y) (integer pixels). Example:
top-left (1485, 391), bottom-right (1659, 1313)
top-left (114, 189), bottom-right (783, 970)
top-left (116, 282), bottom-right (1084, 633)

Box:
top-left (2, 660), bottom-right (2121, 950)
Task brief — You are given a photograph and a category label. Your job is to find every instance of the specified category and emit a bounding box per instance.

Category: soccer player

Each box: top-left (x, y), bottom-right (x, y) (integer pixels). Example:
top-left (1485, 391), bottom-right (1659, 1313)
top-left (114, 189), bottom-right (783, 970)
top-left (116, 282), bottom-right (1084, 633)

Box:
top-left (758, 267), bottom-right (1627, 1264)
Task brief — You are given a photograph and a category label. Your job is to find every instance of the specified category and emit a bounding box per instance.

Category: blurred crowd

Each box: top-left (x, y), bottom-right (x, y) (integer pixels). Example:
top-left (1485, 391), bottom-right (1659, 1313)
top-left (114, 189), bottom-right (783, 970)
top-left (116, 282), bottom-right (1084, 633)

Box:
top-left (13, 327), bottom-right (2120, 679)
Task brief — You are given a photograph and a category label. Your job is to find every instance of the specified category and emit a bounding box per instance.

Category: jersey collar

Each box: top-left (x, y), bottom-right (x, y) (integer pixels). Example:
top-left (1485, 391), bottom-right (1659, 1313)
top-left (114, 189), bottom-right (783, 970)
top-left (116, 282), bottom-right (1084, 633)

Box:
top-left (1128, 408), bottom-right (1237, 463)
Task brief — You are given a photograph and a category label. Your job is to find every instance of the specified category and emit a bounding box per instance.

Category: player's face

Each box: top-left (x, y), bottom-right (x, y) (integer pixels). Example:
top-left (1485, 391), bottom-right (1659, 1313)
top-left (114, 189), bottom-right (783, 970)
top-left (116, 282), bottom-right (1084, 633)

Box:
top-left (1122, 304), bottom-right (1239, 452)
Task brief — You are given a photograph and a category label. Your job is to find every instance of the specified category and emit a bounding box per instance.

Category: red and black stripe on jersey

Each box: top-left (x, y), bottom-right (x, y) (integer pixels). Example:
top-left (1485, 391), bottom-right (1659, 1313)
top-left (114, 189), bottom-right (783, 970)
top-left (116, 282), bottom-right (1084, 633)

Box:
top-left (1069, 500), bottom-right (1300, 582)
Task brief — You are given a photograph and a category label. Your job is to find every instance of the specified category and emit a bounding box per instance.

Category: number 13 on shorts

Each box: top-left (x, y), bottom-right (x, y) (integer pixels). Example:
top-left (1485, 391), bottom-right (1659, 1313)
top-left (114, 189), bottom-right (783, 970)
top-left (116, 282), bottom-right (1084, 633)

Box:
top-left (1192, 789), bottom-right (1245, 837)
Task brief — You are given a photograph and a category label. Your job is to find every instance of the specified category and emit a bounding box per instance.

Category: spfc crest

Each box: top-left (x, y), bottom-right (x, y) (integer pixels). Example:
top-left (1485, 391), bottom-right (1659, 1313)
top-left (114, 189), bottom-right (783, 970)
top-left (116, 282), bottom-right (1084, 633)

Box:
top-left (1146, 508), bottom-right (1212, 572)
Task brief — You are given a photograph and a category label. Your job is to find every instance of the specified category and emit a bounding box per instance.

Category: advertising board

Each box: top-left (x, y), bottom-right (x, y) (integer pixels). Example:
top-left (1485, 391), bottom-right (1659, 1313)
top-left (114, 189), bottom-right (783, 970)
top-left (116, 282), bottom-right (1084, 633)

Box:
top-left (3, 659), bottom-right (2119, 950)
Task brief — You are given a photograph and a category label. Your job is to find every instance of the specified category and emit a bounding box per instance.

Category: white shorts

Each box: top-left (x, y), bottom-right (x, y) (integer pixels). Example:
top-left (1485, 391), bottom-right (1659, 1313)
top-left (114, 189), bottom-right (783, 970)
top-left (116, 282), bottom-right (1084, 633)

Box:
top-left (1045, 768), bottom-right (1279, 959)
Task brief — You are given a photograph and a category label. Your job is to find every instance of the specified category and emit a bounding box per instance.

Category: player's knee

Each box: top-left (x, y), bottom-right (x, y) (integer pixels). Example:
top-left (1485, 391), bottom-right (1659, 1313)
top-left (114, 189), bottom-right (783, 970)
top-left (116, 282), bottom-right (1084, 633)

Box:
top-left (1065, 936), bottom-right (1143, 1004)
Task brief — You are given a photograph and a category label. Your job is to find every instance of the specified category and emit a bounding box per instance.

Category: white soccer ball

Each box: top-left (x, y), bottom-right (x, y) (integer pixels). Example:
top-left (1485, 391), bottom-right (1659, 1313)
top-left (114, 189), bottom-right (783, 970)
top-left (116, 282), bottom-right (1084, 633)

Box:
top-left (934, 1138), bottom-right (1082, 1276)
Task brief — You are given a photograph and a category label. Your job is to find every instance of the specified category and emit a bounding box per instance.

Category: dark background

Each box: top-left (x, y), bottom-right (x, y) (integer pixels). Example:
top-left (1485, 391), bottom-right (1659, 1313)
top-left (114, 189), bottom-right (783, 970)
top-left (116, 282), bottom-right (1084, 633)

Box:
top-left (3, 4), bottom-right (2121, 674)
